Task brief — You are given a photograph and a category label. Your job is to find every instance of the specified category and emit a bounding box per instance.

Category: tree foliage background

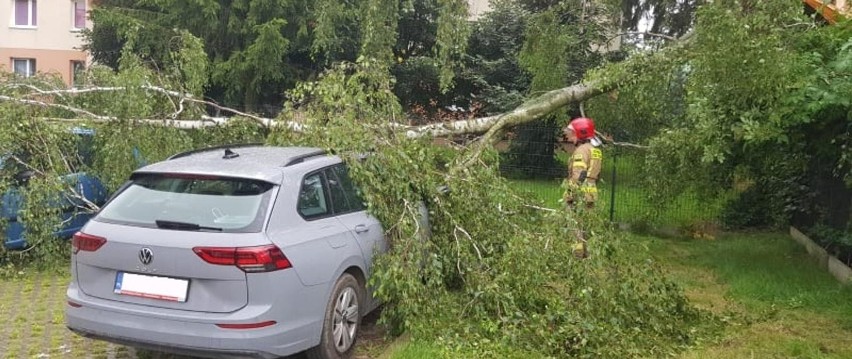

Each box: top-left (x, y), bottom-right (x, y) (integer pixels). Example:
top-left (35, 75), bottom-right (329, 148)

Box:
top-left (86, 0), bottom-right (473, 115)
top-left (588, 1), bottom-right (851, 235)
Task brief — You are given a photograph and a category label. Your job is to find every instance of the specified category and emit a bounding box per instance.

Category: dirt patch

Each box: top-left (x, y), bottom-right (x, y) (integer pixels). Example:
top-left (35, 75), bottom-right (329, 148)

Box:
top-left (651, 242), bottom-right (740, 315)
top-left (355, 308), bottom-right (391, 359)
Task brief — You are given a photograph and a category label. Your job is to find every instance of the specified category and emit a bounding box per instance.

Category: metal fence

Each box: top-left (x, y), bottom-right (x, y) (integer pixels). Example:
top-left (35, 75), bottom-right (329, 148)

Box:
top-left (497, 120), bottom-right (851, 234)
top-left (500, 139), bottom-right (724, 230)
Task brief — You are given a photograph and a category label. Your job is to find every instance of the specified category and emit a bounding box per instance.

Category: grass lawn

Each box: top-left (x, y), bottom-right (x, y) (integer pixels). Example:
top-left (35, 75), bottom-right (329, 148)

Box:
top-left (387, 231), bottom-right (852, 358)
top-left (646, 231), bottom-right (852, 358)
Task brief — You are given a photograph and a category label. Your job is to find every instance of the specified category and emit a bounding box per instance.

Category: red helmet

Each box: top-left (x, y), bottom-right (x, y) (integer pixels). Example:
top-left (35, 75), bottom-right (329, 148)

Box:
top-left (568, 117), bottom-right (596, 141)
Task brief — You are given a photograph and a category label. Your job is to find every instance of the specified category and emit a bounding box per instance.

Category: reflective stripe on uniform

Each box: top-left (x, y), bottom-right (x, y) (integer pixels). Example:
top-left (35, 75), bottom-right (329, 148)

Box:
top-left (581, 185), bottom-right (598, 193)
top-left (572, 154), bottom-right (587, 166)
top-left (591, 148), bottom-right (602, 160)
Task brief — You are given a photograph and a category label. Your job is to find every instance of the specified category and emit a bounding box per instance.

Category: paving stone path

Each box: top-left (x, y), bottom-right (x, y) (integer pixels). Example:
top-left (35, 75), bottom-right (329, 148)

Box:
top-left (0, 272), bottom-right (383, 359)
top-left (0, 272), bottom-right (138, 359)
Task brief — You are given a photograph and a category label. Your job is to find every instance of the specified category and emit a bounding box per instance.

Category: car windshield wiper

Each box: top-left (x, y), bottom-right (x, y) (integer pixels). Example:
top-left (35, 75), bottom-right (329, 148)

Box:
top-left (155, 220), bottom-right (222, 232)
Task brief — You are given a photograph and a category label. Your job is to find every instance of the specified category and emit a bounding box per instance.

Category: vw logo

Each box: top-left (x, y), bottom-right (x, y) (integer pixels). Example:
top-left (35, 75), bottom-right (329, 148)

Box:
top-left (139, 248), bottom-right (154, 265)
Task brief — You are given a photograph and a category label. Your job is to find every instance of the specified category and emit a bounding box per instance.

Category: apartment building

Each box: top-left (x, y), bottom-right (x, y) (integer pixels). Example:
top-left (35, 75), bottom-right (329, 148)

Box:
top-left (0, 0), bottom-right (91, 86)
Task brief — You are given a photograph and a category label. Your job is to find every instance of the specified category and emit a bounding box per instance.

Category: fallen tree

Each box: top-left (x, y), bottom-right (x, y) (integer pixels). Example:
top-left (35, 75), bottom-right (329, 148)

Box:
top-left (0, 31), bottom-right (694, 142)
top-left (0, 28), bottom-right (712, 358)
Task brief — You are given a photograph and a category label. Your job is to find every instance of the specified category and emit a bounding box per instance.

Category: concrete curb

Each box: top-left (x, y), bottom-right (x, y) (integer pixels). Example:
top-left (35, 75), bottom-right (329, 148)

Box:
top-left (790, 226), bottom-right (829, 268)
top-left (790, 226), bottom-right (852, 285)
top-left (828, 256), bottom-right (852, 284)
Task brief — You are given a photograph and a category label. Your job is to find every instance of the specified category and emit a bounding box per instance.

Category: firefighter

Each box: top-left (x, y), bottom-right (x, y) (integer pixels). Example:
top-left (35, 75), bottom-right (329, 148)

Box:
top-left (561, 117), bottom-right (603, 258)
top-left (563, 117), bottom-right (602, 209)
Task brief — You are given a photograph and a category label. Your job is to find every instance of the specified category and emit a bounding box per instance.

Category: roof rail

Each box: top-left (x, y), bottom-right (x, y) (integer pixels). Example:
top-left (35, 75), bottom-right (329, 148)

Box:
top-left (283, 149), bottom-right (327, 167)
top-left (167, 143), bottom-right (264, 160)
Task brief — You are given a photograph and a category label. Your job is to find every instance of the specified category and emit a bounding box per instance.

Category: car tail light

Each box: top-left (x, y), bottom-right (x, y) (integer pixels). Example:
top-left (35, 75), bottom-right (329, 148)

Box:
top-left (193, 245), bottom-right (291, 273)
top-left (72, 232), bottom-right (107, 254)
top-left (215, 321), bottom-right (277, 329)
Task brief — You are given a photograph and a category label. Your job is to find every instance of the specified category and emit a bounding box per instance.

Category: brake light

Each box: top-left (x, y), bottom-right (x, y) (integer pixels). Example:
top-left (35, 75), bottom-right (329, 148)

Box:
top-left (72, 232), bottom-right (106, 254)
top-left (193, 245), bottom-right (291, 273)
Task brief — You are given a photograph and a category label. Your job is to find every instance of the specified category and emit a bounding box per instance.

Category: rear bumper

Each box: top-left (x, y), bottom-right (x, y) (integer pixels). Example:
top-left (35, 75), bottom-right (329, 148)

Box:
top-left (68, 326), bottom-right (274, 359)
top-left (66, 284), bottom-right (322, 359)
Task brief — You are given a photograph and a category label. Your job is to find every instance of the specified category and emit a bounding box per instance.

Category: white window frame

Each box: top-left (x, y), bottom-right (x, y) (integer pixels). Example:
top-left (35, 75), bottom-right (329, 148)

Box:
top-left (12, 58), bottom-right (36, 78)
top-left (71, 0), bottom-right (86, 31)
top-left (11, 0), bottom-right (37, 28)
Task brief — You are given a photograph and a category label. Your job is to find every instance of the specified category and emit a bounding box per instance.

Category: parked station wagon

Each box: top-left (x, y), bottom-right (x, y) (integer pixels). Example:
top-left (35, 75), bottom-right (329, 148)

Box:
top-left (66, 145), bottom-right (386, 359)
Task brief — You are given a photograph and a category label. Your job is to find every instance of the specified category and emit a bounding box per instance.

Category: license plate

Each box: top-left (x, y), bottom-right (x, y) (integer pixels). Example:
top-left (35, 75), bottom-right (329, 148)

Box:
top-left (114, 272), bottom-right (189, 302)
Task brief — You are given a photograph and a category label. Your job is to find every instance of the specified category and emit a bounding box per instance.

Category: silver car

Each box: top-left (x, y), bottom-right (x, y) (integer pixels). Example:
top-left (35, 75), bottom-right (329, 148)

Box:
top-left (66, 145), bottom-right (386, 359)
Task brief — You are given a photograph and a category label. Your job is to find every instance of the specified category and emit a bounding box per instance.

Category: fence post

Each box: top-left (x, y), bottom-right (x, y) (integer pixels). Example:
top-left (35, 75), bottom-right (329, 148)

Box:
top-left (609, 148), bottom-right (617, 223)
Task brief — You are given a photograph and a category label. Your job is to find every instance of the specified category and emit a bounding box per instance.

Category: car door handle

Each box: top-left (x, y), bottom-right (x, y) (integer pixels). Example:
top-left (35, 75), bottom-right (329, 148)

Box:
top-left (354, 224), bottom-right (369, 233)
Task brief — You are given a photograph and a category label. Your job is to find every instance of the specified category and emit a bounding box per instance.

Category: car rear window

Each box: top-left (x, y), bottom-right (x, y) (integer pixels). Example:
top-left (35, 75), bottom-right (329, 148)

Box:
top-left (95, 174), bottom-right (275, 233)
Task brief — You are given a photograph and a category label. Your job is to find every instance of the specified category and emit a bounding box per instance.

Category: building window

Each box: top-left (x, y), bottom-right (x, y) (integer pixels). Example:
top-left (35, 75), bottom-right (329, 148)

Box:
top-left (72, 0), bottom-right (86, 30)
top-left (12, 58), bottom-right (36, 78)
top-left (14, 0), bottom-right (37, 27)
top-left (71, 61), bottom-right (85, 87)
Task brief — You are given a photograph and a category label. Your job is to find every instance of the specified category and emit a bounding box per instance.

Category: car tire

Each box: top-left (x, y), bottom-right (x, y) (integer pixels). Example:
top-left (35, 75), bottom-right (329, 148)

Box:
top-left (306, 273), bottom-right (363, 359)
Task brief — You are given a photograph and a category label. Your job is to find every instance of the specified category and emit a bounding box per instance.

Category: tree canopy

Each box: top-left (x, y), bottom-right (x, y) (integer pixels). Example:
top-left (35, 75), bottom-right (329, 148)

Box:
top-left (86, 0), bottom-right (473, 114)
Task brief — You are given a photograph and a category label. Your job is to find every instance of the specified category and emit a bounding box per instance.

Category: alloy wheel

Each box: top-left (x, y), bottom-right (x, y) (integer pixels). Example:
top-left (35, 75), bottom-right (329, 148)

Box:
top-left (332, 286), bottom-right (359, 353)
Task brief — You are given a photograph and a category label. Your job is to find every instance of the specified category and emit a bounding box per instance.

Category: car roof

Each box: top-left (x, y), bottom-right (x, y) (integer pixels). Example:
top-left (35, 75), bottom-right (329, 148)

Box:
top-left (132, 145), bottom-right (339, 184)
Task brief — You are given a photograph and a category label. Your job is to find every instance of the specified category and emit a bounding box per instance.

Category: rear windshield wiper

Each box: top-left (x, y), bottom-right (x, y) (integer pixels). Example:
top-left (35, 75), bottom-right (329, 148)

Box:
top-left (155, 220), bottom-right (222, 232)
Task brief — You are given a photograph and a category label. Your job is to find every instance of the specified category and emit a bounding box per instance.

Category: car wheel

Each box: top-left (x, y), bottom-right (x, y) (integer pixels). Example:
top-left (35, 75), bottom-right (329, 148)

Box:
top-left (307, 273), bottom-right (363, 359)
